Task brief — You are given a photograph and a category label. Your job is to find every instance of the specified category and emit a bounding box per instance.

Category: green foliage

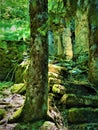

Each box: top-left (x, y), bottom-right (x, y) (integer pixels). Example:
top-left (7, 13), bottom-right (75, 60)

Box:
top-left (0, 0), bottom-right (75, 40)
top-left (37, 24), bottom-right (48, 36)
top-left (15, 121), bottom-right (44, 130)
top-left (0, 20), bottom-right (30, 41)
top-left (48, 0), bottom-right (65, 29)
top-left (48, 0), bottom-right (64, 13)
top-left (0, 0), bottom-right (29, 20)
top-left (0, 41), bottom-right (7, 49)
top-left (0, 0), bottom-right (30, 41)
top-left (0, 81), bottom-right (13, 90)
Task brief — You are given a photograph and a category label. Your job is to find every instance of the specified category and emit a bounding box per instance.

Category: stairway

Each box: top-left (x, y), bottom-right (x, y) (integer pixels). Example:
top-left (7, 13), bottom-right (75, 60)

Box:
top-left (48, 64), bottom-right (98, 130)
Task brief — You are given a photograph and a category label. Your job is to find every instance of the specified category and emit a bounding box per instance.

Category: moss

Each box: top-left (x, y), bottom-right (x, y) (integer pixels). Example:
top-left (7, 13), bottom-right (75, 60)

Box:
top-left (11, 83), bottom-right (26, 94)
top-left (9, 106), bottom-right (23, 123)
top-left (0, 108), bottom-right (6, 120)
top-left (60, 94), bottom-right (98, 108)
top-left (14, 121), bottom-right (59, 130)
top-left (14, 120), bottom-right (44, 130)
top-left (68, 108), bottom-right (98, 124)
top-left (52, 84), bottom-right (66, 95)
top-left (48, 64), bottom-right (67, 76)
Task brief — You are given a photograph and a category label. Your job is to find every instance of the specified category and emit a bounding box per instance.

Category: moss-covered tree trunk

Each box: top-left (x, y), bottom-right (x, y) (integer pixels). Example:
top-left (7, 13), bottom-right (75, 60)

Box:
top-left (74, 0), bottom-right (89, 61)
top-left (88, 1), bottom-right (98, 87)
top-left (20, 0), bottom-right (48, 122)
top-left (62, 27), bottom-right (73, 60)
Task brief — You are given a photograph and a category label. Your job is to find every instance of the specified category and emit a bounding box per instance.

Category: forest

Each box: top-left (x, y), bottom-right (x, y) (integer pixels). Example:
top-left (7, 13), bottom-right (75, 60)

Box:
top-left (0, 0), bottom-right (98, 130)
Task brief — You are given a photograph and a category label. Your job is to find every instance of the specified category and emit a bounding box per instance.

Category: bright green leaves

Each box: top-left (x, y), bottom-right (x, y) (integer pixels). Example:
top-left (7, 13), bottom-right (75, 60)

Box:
top-left (0, 0), bottom-right (30, 41)
top-left (48, 0), bottom-right (65, 30)
top-left (0, 20), bottom-right (30, 41)
top-left (0, 0), bottom-right (29, 20)
top-left (37, 24), bottom-right (48, 36)
top-left (48, 0), bottom-right (64, 13)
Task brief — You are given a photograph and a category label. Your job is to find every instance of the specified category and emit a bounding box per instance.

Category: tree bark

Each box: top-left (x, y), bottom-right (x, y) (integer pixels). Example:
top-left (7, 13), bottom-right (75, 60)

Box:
top-left (20, 0), bottom-right (48, 122)
top-left (74, 6), bottom-right (89, 60)
top-left (88, 1), bottom-right (98, 87)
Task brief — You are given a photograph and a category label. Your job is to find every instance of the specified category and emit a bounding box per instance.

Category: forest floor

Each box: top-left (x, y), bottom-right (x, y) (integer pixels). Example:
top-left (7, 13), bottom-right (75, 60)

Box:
top-left (0, 86), bottom-right (25, 130)
top-left (0, 61), bottom-right (98, 130)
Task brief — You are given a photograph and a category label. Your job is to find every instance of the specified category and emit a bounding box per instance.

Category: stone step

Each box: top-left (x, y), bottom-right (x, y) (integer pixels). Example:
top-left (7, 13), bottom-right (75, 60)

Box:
top-left (68, 123), bottom-right (98, 130)
top-left (64, 81), bottom-right (97, 96)
top-left (67, 107), bottom-right (98, 124)
top-left (49, 77), bottom-right (97, 96)
top-left (48, 64), bottom-right (68, 77)
top-left (60, 94), bottom-right (98, 108)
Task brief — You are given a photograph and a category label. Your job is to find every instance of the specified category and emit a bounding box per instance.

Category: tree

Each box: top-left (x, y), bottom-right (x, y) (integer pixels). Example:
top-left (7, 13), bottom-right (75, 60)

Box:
top-left (62, 0), bottom-right (98, 88)
top-left (20, 0), bottom-right (48, 122)
top-left (88, 0), bottom-right (98, 88)
top-left (74, 0), bottom-right (89, 61)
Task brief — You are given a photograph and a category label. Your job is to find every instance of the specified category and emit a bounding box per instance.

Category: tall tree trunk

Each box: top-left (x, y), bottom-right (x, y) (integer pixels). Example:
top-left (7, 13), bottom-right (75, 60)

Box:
top-left (88, 1), bottom-right (98, 88)
top-left (62, 27), bottom-right (73, 61)
top-left (74, 0), bottom-right (89, 61)
top-left (20, 0), bottom-right (48, 122)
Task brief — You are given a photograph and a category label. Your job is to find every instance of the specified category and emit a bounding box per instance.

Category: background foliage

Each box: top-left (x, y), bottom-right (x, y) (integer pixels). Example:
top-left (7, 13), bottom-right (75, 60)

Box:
top-left (0, 0), bottom-right (30, 41)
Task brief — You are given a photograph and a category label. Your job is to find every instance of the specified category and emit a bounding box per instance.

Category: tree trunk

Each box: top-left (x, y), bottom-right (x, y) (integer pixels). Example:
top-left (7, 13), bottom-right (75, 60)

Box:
top-left (62, 27), bottom-right (73, 61)
top-left (20, 0), bottom-right (48, 122)
top-left (74, 0), bottom-right (89, 61)
top-left (88, 1), bottom-right (98, 87)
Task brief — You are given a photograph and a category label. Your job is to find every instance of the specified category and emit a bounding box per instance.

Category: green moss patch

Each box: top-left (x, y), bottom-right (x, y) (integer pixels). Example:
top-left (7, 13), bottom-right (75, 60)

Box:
top-left (11, 83), bottom-right (26, 94)
top-left (60, 94), bottom-right (98, 108)
top-left (0, 108), bottom-right (6, 120)
top-left (68, 108), bottom-right (98, 124)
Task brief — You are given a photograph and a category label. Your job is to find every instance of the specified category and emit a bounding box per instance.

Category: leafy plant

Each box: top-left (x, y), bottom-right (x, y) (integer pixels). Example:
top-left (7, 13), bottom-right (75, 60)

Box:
top-left (0, 81), bottom-right (13, 90)
top-left (0, 0), bottom-right (30, 41)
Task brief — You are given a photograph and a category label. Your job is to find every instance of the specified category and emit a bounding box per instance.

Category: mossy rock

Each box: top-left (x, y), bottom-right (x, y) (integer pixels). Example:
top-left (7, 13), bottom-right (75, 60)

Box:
top-left (48, 72), bottom-right (63, 80)
top-left (48, 64), bottom-right (67, 77)
top-left (64, 80), bottom-right (97, 96)
top-left (9, 106), bottom-right (23, 123)
top-left (68, 108), bottom-right (98, 124)
top-left (52, 84), bottom-right (66, 95)
top-left (48, 77), bottom-right (62, 87)
top-left (60, 94), bottom-right (98, 108)
top-left (11, 83), bottom-right (26, 94)
top-left (0, 108), bottom-right (6, 120)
